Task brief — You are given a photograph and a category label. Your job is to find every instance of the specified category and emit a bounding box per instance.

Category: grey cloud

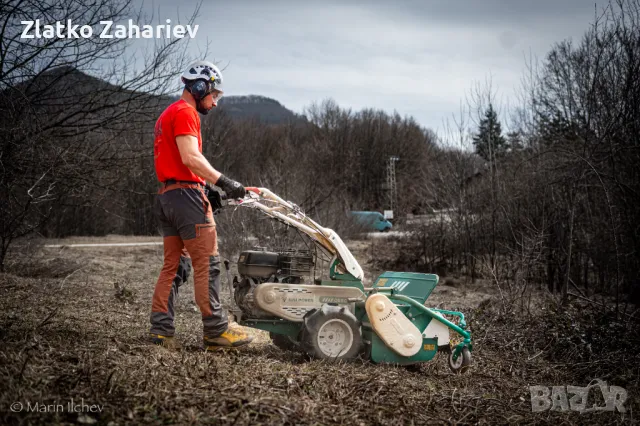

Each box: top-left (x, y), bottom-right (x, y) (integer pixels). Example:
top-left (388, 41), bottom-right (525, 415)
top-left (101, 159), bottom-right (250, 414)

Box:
top-left (339, 0), bottom-right (598, 24)
top-left (131, 0), bottom-right (598, 130)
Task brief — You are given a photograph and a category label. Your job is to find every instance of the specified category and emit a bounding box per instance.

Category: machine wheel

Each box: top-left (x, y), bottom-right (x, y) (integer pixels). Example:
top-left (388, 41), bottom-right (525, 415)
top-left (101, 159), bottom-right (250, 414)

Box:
top-left (448, 346), bottom-right (472, 374)
top-left (269, 332), bottom-right (300, 352)
top-left (302, 305), bottom-right (363, 360)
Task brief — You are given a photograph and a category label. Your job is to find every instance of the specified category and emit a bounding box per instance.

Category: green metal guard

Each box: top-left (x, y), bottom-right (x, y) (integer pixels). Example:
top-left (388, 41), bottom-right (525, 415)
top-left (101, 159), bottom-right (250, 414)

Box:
top-left (431, 308), bottom-right (467, 329)
top-left (387, 294), bottom-right (472, 361)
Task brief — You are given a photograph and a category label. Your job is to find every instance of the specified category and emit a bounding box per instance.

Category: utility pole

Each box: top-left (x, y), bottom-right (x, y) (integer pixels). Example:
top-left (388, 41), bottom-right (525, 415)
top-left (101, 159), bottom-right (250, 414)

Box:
top-left (385, 156), bottom-right (399, 220)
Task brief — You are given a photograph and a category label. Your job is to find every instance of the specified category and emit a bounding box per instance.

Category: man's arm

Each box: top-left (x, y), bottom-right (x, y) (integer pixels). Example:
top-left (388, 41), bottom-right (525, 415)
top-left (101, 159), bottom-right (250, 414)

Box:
top-left (176, 135), bottom-right (221, 183)
top-left (176, 135), bottom-right (246, 199)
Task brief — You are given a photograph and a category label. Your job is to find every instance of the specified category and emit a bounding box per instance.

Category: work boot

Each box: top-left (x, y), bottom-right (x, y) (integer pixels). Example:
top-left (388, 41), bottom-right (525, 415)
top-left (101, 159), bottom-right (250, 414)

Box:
top-left (149, 333), bottom-right (181, 351)
top-left (204, 327), bottom-right (254, 351)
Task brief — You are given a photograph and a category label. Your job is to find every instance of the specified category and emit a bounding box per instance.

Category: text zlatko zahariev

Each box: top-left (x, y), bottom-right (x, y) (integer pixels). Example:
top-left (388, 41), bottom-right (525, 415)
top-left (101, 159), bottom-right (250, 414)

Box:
top-left (21, 19), bottom-right (198, 39)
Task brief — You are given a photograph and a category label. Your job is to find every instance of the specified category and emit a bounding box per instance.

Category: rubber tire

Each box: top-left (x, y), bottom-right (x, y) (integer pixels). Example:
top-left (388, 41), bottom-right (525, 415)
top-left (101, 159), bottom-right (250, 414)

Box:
top-left (448, 346), bottom-right (472, 374)
top-left (269, 332), bottom-right (300, 352)
top-left (302, 305), bottom-right (363, 360)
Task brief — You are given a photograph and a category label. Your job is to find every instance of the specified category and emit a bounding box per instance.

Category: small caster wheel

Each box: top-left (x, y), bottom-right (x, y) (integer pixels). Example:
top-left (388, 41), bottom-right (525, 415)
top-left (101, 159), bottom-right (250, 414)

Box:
top-left (448, 347), bottom-right (471, 374)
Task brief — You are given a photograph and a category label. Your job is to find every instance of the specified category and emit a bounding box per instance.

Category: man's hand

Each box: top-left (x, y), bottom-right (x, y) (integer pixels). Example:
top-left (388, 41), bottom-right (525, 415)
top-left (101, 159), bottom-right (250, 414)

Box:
top-left (215, 174), bottom-right (246, 199)
top-left (204, 184), bottom-right (224, 214)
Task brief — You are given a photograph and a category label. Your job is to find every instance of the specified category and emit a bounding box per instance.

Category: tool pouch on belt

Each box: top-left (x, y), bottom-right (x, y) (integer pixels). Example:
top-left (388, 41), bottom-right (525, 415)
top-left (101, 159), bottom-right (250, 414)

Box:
top-left (205, 184), bottom-right (224, 214)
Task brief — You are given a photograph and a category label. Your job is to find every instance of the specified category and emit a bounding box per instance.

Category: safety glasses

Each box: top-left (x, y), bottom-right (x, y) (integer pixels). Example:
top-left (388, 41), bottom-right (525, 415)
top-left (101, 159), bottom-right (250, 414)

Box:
top-left (209, 89), bottom-right (224, 102)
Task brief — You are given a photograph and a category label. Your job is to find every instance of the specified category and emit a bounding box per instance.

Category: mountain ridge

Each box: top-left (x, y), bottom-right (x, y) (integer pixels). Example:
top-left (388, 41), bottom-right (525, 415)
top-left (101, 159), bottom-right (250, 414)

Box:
top-left (169, 93), bottom-right (305, 125)
top-left (9, 66), bottom-right (305, 125)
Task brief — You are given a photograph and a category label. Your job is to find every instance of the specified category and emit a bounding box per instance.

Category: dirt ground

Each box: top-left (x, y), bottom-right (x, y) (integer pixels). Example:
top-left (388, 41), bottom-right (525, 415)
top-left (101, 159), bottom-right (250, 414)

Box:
top-left (0, 236), bottom-right (637, 425)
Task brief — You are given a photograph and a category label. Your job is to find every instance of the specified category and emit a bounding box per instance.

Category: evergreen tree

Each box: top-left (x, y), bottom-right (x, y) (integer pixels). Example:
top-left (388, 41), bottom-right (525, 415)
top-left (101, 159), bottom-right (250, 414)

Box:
top-left (472, 104), bottom-right (508, 161)
top-left (506, 131), bottom-right (523, 152)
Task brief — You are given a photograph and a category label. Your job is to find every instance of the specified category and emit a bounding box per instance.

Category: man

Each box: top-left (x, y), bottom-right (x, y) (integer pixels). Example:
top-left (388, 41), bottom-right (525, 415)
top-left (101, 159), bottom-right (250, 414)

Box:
top-left (149, 60), bottom-right (253, 350)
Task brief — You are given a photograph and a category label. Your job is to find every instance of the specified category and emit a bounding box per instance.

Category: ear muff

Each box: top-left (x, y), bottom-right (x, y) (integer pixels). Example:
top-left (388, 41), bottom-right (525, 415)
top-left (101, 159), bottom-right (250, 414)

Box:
top-left (188, 80), bottom-right (210, 100)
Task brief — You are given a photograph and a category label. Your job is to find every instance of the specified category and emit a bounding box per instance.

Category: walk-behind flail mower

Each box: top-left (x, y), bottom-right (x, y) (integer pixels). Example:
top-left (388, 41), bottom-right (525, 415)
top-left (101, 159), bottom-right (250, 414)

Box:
top-left (223, 187), bottom-right (472, 372)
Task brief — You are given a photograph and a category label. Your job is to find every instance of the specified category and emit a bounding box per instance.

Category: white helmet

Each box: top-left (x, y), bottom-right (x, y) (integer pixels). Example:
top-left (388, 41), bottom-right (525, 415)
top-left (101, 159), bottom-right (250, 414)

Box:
top-left (181, 60), bottom-right (224, 92)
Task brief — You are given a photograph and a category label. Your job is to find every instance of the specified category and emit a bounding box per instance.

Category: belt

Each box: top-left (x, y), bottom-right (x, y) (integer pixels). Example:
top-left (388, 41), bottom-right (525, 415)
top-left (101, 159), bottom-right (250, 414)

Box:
top-left (163, 179), bottom-right (205, 186)
top-left (159, 179), bottom-right (206, 194)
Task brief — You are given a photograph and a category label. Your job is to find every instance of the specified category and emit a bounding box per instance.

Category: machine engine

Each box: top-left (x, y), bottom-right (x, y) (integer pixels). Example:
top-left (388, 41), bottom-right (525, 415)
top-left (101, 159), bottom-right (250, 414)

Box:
top-left (233, 248), bottom-right (314, 319)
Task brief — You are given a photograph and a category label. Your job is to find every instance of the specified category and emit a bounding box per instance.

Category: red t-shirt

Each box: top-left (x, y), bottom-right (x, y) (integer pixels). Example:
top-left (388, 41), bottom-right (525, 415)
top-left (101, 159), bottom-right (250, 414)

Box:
top-left (154, 99), bottom-right (205, 184)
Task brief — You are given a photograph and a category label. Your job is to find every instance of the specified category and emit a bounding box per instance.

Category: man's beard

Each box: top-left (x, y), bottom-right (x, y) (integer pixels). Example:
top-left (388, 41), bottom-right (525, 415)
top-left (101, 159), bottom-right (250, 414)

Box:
top-left (196, 100), bottom-right (211, 115)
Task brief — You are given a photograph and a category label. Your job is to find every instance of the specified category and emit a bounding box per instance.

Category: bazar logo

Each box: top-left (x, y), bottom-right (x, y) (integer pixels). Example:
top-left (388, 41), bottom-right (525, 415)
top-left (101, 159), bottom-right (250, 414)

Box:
top-left (530, 380), bottom-right (627, 413)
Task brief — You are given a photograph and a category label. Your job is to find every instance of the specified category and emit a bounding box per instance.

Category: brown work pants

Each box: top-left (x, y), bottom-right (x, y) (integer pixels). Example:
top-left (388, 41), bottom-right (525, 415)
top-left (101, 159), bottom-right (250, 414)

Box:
top-left (150, 183), bottom-right (228, 338)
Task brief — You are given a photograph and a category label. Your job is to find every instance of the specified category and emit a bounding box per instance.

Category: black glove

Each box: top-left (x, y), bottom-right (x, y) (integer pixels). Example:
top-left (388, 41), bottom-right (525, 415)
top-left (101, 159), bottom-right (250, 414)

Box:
top-left (215, 174), bottom-right (246, 199)
top-left (204, 184), bottom-right (224, 214)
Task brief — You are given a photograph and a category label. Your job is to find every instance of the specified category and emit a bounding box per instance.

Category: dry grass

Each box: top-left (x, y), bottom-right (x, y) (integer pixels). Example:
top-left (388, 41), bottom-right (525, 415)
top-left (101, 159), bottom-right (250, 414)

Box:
top-left (0, 237), bottom-right (638, 425)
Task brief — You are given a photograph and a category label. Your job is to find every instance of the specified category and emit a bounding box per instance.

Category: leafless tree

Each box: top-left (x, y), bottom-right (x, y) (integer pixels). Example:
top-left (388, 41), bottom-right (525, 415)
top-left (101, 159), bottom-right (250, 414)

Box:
top-left (0, 0), bottom-right (201, 269)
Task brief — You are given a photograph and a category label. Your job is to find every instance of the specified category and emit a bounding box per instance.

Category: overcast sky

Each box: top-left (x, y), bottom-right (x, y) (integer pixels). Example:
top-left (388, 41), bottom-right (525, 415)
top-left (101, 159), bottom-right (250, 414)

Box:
top-left (138, 0), bottom-right (598, 131)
